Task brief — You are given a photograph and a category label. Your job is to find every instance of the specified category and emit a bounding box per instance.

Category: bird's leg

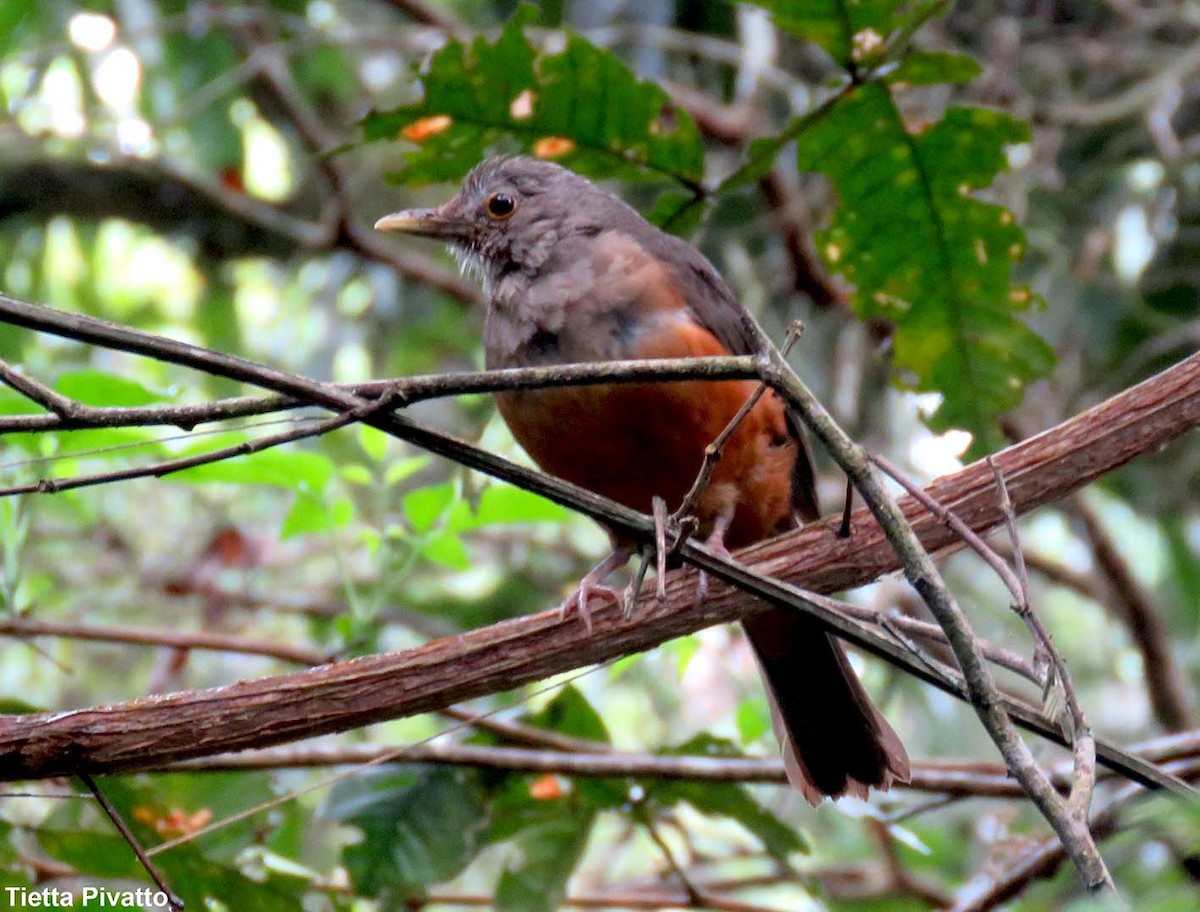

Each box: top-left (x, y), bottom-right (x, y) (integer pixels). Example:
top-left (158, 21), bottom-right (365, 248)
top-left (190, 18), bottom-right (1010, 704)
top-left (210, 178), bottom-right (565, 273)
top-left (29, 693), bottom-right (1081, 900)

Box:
top-left (618, 496), bottom-right (670, 619)
top-left (653, 496), bottom-right (669, 603)
top-left (696, 510), bottom-right (734, 603)
top-left (560, 543), bottom-right (635, 634)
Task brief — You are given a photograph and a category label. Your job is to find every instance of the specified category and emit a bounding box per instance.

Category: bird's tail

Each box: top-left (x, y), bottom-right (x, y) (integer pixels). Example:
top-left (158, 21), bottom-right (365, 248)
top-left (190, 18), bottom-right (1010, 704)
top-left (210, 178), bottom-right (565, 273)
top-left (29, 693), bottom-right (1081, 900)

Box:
top-left (742, 608), bottom-right (910, 804)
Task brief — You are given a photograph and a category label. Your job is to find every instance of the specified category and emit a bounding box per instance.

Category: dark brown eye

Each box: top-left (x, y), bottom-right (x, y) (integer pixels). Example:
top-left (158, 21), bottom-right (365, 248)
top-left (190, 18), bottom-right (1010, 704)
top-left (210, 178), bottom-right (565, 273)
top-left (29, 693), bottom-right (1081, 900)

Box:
top-left (485, 193), bottom-right (516, 219)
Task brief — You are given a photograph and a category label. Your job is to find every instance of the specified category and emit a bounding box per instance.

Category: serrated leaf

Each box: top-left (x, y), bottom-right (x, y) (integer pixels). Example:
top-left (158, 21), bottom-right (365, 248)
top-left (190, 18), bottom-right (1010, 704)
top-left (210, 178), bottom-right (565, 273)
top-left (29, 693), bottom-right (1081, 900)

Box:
top-left (794, 84), bottom-right (1053, 448)
top-left (327, 766), bottom-right (488, 898)
top-left (362, 12), bottom-right (705, 188)
top-left (54, 369), bottom-right (166, 406)
top-left (647, 735), bottom-right (807, 858)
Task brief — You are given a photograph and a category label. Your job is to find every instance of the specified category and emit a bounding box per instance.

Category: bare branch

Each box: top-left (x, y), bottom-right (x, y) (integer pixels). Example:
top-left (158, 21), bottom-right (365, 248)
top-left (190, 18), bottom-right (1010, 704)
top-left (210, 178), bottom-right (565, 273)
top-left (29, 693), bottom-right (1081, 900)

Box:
top-left (762, 350), bottom-right (1114, 892)
top-left (0, 617), bottom-right (327, 666)
top-left (79, 772), bottom-right (183, 911)
top-left (951, 757), bottom-right (1200, 912)
top-left (0, 297), bottom-right (1197, 806)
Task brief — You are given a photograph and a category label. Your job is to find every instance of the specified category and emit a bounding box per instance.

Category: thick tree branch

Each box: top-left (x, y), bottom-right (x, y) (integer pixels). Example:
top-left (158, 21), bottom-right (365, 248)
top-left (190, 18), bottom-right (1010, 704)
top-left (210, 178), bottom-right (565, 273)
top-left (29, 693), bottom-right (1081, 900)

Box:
top-left (0, 298), bottom-right (1195, 789)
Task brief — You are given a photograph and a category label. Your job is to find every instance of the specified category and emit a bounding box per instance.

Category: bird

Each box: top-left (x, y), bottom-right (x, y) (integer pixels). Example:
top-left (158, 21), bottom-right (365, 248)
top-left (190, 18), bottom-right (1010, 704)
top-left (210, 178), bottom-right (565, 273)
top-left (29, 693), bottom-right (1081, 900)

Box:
top-left (375, 156), bottom-right (910, 803)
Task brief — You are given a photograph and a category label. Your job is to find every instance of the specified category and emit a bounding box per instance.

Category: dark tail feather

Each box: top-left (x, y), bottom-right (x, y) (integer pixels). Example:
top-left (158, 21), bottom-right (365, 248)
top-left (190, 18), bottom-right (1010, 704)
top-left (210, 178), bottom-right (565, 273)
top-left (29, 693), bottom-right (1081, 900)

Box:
top-left (742, 608), bottom-right (910, 804)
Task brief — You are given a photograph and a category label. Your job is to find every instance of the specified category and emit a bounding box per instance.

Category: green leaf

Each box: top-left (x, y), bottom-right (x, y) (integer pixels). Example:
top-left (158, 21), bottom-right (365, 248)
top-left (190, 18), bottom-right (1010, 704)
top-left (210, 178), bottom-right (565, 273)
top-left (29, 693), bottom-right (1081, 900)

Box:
top-left (281, 493), bottom-right (354, 539)
top-left (38, 775), bottom-right (302, 910)
top-left (420, 529), bottom-right (470, 569)
top-left (645, 189), bottom-right (711, 237)
top-left (54, 369), bottom-right (166, 406)
top-left (523, 685), bottom-right (610, 744)
top-left (471, 484), bottom-right (569, 527)
top-left (385, 454), bottom-right (432, 486)
top-left (794, 84), bottom-right (1053, 447)
top-left (0, 0), bottom-right (32, 57)
top-left (39, 831), bottom-right (304, 911)
top-left (752, 0), bottom-right (907, 67)
top-left (646, 735), bottom-right (807, 859)
top-left (173, 439), bottom-right (334, 491)
top-left (327, 766), bottom-right (489, 899)
top-left (402, 481), bottom-right (457, 533)
top-left (341, 463), bottom-right (373, 485)
top-left (885, 50), bottom-right (982, 86)
top-left (357, 424), bottom-right (389, 461)
top-left (50, 426), bottom-right (164, 458)
top-left (494, 801), bottom-right (594, 912)
top-left (0, 696), bottom-right (44, 714)
top-left (361, 11), bottom-right (705, 188)
top-left (735, 698), bottom-right (771, 744)
top-left (0, 387), bottom-right (46, 416)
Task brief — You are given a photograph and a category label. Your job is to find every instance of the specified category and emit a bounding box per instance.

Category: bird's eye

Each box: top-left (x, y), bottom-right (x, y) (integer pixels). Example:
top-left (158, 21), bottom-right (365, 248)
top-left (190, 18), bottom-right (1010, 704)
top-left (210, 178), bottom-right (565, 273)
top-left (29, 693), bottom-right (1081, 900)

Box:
top-left (485, 193), bottom-right (516, 219)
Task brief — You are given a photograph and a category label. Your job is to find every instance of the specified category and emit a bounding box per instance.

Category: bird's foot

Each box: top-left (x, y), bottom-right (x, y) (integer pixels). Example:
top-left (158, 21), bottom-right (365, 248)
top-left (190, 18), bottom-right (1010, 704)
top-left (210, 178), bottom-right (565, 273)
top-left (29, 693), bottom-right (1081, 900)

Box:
top-left (559, 545), bottom-right (634, 633)
top-left (559, 584), bottom-right (621, 635)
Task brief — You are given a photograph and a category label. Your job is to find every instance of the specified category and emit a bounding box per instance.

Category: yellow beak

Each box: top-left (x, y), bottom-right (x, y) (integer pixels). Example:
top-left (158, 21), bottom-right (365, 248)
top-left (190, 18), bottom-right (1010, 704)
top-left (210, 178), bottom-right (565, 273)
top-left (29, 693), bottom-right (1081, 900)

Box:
top-left (373, 208), bottom-right (463, 238)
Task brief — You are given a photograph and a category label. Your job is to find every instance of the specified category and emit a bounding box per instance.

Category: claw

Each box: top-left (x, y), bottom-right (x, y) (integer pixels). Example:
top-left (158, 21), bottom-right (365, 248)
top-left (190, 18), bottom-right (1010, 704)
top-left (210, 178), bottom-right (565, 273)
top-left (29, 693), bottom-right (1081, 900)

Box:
top-left (559, 544), bottom-right (634, 633)
top-left (559, 585), bottom-right (620, 634)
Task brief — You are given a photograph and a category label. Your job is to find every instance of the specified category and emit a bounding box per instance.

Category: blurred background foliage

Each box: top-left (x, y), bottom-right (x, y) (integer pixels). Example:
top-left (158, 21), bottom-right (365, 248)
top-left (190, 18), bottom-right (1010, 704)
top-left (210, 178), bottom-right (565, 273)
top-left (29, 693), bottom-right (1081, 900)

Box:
top-left (0, 0), bottom-right (1198, 909)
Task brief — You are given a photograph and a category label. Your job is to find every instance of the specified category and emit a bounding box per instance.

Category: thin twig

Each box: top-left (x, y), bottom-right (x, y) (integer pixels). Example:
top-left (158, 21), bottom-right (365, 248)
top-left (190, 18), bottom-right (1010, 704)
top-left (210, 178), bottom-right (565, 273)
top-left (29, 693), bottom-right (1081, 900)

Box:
top-left (0, 357), bottom-right (761, 435)
top-left (0, 386), bottom-right (399, 498)
top-left (668, 322), bottom-right (805, 535)
top-left (635, 805), bottom-right (704, 906)
top-left (0, 617), bottom-right (328, 666)
top-left (992, 461), bottom-right (1103, 858)
top-left (0, 358), bottom-right (82, 418)
top-left (79, 772), bottom-right (184, 911)
top-left (951, 757), bottom-right (1200, 912)
top-left (761, 350), bottom-right (1116, 893)
top-left (988, 457), bottom-right (1051, 683)
top-left (871, 454), bottom-right (1027, 613)
top-left (149, 729), bottom-right (1200, 797)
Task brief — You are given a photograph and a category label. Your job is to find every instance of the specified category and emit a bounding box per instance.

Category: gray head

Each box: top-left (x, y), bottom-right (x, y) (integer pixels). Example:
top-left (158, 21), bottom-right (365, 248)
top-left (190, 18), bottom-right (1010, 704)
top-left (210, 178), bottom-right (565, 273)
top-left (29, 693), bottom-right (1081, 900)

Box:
top-left (375, 157), bottom-right (642, 291)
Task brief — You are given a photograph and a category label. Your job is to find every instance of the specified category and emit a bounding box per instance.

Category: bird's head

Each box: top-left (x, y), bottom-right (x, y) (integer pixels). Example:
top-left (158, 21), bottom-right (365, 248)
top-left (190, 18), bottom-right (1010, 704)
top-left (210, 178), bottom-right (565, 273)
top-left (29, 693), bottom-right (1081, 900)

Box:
top-left (375, 156), bottom-right (629, 292)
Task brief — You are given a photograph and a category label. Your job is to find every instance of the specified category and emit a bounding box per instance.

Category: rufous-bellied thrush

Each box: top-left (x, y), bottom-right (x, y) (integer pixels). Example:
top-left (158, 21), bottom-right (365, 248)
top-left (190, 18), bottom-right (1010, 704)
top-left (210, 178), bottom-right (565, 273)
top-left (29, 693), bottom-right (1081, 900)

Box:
top-left (376, 157), bottom-right (910, 803)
